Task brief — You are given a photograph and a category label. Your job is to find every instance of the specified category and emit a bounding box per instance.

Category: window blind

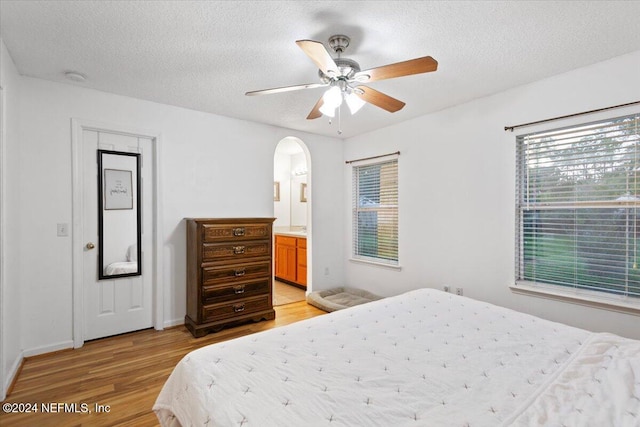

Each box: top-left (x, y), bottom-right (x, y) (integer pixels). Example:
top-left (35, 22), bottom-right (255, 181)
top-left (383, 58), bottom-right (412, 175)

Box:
top-left (352, 158), bottom-right (398, 264)
top-left (516, 113), bottom-right (640, 298)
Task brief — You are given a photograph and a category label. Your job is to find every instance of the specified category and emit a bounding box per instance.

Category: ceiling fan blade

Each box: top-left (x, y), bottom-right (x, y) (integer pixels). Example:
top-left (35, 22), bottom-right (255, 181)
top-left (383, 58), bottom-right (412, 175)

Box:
top-left (306, 97), bottom-right (324, 120)
top-left (296, 40), bottom-right (339, 76)
top-left (355, 86), bottom-right (406, 113)
top-left (245, 82), bottom-right (327, 96)
top-left (355, 56), bottom-right (438, 82)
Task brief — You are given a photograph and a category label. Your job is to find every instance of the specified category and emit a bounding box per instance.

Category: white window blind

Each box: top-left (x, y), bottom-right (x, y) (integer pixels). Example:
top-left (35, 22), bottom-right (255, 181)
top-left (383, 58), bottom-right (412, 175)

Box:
top-left (516, 113), bottom-right (640, 298)
top-left (352, 158), bottom-right (398, 265)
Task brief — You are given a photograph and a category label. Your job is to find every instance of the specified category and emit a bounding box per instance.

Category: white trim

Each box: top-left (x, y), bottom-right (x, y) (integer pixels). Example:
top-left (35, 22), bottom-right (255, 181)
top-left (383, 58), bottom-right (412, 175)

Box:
top-left (349, 257), bottom-right (402, 271)
top-left (3, 351), bottom-right (22, 398)
top-left (71, 118), bottom-right (164, 349)
top-left (0, 85), bottom-right (5, 400)
top-left (152, 130), bottom-right (165, 332)
top-left (22, 341), bottom-right (74, 358)
top-left (510, 282), bottom-right (640, 316)
top-left (274, 136), bottom-right (313, 292)
top-left (350, 156), bottom-right (400, 267)
top-left (164, 318), bottom-right (185, 329)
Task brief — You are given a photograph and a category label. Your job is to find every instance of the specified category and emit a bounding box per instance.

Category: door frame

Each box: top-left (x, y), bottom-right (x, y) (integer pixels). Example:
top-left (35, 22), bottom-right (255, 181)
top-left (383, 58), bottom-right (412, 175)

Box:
top-left (273, 136), bottom-right (313, 293)
top-left (0, 85), bottom-right (5, 399)
top-left (71, 118), bottom-right (164, 348)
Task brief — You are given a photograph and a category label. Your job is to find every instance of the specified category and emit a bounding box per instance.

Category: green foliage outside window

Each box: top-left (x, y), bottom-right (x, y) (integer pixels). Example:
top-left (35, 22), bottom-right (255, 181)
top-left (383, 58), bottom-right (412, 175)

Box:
top-left (517, 114), bottom-right (640, 297)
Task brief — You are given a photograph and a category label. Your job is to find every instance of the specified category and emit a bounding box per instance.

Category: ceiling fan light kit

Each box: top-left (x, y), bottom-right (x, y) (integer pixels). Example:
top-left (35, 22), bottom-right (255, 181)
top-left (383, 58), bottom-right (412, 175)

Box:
top-left (345, 92), bottom-right (366, 114)
top-left (246, 34), bottom-right (438, 133)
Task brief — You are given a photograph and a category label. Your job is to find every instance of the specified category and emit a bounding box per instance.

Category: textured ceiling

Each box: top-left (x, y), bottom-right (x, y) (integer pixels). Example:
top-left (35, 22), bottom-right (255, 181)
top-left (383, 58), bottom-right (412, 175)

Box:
top-left (2, 1), bottom-right (640, 138)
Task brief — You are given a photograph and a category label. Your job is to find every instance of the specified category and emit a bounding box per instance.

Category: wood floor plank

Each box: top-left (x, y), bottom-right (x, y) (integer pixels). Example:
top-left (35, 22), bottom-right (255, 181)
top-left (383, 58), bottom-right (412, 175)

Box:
top-left (0, 301), bottom-right (325, 426)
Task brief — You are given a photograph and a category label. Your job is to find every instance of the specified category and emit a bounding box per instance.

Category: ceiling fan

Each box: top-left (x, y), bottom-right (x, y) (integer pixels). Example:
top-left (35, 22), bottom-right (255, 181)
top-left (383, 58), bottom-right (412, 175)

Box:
top-left (245, 34), bottom-right (438, 120)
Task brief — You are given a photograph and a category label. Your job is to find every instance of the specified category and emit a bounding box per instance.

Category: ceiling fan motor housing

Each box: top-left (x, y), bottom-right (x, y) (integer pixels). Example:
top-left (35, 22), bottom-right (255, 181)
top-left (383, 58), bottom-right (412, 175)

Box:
top-left (318, 57), bottom-right (361, 82)
top-left (328, 34), bottom-right (350, 53)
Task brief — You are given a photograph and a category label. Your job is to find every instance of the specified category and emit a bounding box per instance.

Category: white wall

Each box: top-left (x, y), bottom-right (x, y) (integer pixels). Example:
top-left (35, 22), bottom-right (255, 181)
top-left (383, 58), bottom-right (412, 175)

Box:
top-left (0, 38), bottom-right (23, 400)
top-left (273, 151), bottom-right (291, 227)
top-left (343, 50), bottom-right (640, 340)
top-left (12, 76), bottom-right (345, 354)
top-left (290, 152), bottom-right (307, 227)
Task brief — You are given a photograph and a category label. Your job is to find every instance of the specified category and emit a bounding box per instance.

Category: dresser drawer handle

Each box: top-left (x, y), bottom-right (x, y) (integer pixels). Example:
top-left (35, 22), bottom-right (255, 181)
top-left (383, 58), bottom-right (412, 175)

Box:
top-left (234, 268), bottom-right (246, 277)
top-left (233, 285), bottom-right (246, 294)
top-left (233, 303), bottom-right (246, 313)
top-left (233, 246), bottom-right (245, 255)
top-left (233, 227), bottom-right (245, 237)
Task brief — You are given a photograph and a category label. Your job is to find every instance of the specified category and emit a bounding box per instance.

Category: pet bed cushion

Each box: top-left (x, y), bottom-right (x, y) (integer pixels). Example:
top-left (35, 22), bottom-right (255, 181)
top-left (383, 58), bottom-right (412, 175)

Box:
top-left (306, 286), bottom-right (383, 312)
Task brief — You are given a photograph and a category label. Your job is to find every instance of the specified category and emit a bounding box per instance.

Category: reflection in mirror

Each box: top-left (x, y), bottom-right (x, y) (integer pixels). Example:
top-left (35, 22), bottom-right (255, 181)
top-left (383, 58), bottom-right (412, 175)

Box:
top-left (97, 150), bottom-right (141, 279)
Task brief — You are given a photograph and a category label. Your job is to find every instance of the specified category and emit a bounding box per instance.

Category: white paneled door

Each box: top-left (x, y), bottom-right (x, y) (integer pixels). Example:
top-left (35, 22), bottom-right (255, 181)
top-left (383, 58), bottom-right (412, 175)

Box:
top-left (82, 130), bottom-right (153, 341)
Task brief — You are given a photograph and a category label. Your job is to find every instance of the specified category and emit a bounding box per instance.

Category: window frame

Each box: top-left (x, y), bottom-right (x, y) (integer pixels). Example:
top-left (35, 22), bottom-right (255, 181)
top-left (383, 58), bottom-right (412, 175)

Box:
top-left (350, 156), bottom-right (399, 268)
top-left (513, 112), bottom-right (640, 314)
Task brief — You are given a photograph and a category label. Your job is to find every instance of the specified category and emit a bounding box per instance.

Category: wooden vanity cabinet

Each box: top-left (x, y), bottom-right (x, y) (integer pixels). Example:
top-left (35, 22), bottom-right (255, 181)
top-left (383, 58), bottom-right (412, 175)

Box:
top-left (275, 235), bottom-right (297, 283)
top-left (275, 234), bottom-right (307, 288)
top-left (296, 237), bottom-right (307, 286)
top-left (185, 218), bottom-right (276, 337)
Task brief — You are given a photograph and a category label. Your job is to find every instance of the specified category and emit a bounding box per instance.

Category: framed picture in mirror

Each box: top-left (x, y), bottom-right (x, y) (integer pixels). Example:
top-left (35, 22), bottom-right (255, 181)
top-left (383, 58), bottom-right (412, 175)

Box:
top-left (300, 183), bottom-right (307, 202)
top-left (274, 181), bottom-right (280, 201)
top-left (104, 169), bottom-right (133, 209)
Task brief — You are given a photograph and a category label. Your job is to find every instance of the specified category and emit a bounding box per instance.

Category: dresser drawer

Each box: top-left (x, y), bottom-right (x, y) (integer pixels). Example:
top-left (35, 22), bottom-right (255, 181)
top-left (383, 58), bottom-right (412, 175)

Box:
top-left (201, 295), bottom-right (272, 322)
top-left (202, 260), bottom-right (271, 286)
top-left (202, 240), bottom-right (270, 261)
top-left (202, 223), bottom-right (271, 242)
top-left (202, 278), bottom-right (270, 304)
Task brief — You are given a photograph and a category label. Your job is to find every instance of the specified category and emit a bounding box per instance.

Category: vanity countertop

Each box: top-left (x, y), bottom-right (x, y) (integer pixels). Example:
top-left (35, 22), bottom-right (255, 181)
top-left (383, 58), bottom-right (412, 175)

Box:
top-left (274, 229), bottom-right (307, 238)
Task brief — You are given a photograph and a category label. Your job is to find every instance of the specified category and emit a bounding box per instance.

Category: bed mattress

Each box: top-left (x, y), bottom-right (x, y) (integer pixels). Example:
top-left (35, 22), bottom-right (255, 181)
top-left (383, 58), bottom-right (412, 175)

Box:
top-left (153, 288), bottom-right (640, 426)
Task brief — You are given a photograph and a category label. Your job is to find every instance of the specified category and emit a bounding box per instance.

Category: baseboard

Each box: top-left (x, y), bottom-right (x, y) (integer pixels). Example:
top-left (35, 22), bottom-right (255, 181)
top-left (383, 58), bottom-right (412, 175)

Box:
top-left (2, 350), bottom-right (24, 401)
top-left (3, 340), bottom-right (75, 399)
top-left (164, 318), bottom-right (184, 328)
top-left (22, 340), bottom-right (74, 358)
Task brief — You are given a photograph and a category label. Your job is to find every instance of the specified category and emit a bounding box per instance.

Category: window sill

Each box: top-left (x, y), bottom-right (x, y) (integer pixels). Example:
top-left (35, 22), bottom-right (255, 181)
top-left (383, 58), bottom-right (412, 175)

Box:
top-left (349, 258), bottom-right (402, 271)
top-left (510, 282), bottom-right (640, 316)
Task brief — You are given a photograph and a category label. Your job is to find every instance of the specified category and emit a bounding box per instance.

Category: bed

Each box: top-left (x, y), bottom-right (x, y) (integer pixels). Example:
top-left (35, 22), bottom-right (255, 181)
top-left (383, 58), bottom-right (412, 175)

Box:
top-left (153, 288), bottom-right (640, 426)
top-left (103, 261), bottom-right (138, 275)
top-left (103, 244), bottom-right (138, 275)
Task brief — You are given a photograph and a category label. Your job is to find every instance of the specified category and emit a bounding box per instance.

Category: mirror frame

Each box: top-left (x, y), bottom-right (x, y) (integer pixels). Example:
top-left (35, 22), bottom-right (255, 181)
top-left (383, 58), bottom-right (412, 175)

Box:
top-left (97, 149), bottom-right (142, 280)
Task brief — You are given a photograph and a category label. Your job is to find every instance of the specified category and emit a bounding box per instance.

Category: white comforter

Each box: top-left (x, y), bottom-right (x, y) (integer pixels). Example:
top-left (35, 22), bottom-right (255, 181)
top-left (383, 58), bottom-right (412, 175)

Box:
top-left (153, 288), bottom-right (640, 426)
top-left (104, 261), bottom-right (137, 275)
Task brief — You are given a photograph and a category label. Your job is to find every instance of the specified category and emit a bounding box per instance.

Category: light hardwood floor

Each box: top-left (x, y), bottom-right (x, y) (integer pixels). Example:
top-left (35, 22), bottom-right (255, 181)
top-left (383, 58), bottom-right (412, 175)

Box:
top-left (0, 301), bottom-right (325, 427)
top-left (273, 279), bottom-right (306, 306)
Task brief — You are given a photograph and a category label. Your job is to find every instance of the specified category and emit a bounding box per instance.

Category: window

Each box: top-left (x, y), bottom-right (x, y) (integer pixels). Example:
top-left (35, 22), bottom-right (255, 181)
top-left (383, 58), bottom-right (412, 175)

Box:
top-left (516, 113), bottom-right (640, 299)
top-left (352, 158), bottom-right (398, 265)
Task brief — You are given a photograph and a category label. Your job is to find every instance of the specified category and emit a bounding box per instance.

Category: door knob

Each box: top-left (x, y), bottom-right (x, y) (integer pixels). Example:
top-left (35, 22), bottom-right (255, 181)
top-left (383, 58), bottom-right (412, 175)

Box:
top-left (86, 242), bottom-right (95, 250)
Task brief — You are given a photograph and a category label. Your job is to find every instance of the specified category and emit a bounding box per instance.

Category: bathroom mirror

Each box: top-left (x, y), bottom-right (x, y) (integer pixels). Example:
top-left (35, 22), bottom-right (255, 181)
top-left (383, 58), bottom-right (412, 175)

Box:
top-left (97, 149), bottom-right (141, 279)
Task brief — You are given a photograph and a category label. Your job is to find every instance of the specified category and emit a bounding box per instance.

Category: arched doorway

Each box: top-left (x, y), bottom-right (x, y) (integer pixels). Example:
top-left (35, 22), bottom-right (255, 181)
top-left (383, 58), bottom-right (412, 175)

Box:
top-left (273, 137), bottom-right (312, 305)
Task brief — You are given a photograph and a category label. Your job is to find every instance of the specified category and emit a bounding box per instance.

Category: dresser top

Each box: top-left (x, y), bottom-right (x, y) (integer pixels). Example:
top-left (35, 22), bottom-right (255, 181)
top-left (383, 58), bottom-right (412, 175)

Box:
top-left (185, 217), bottom-right (276, 224)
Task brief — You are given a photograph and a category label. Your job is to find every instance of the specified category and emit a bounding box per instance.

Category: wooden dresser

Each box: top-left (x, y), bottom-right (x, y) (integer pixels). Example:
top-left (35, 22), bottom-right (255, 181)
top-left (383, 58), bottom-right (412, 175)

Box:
top-left (185, 218), bottom-right (276, 337)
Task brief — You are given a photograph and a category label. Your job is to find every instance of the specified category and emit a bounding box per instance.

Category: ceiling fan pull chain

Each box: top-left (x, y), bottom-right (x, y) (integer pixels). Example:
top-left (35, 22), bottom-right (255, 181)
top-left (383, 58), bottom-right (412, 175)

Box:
top-left (338, 104), bottom-right (343, 135)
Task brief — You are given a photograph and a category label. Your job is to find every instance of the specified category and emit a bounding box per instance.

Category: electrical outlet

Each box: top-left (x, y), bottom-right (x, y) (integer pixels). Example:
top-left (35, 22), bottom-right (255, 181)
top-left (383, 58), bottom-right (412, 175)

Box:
top-left (443, 285), bottom-right (450, 293)
top-left (324, 267), bottom-right (330, 276)
top-left (456, 287), bottom-right (463, 296)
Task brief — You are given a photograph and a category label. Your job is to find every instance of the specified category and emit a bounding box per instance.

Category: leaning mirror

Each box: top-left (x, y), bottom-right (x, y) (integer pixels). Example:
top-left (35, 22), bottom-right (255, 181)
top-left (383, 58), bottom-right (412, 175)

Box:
top-left (97, 150), bottom-right (141, 279)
